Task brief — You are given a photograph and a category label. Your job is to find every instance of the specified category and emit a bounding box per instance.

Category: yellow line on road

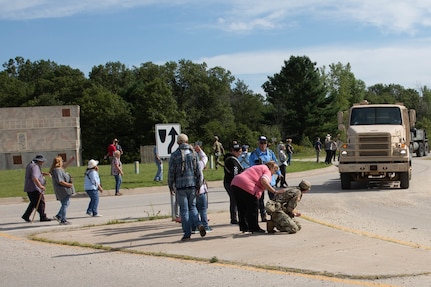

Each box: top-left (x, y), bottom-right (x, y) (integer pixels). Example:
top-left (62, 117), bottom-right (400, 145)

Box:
top-left (302, 216), bottom-right (431, 250)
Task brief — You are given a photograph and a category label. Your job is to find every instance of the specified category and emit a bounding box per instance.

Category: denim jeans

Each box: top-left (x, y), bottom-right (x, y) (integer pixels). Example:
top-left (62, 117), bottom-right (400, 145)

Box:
top-left (114, 174), bottom-right (122, 194)
top-left (85, 189), bottom-right (99, 216)
top-left (154, 160), bottom-right (163, 181)
top-left (177, 188), bottom-right (201, 238)
top-left (57, 195), bottom-right (70, 222)
top-left (196, 193), bottom-right (208, 228)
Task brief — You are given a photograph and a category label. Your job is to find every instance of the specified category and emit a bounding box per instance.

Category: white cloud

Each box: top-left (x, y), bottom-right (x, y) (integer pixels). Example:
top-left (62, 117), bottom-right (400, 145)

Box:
top-left (3, 0), bottom-right (431, 35)
top-left (198, 39), bottom-right (431, 94)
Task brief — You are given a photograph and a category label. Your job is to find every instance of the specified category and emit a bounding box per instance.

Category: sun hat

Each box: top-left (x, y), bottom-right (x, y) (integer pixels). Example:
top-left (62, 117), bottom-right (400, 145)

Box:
top-left (87, 159), bottom-right (99, 169)
top-left (33, 154), bottom-right (47, 162)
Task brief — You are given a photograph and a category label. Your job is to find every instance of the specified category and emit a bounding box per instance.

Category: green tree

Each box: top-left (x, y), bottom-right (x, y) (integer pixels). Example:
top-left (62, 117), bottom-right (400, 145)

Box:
top-left (325, 62), bottom-right (366, 112)
top-left (77, 84), bottom-right (134, 161)
top-left (262, 56), bottom-right (333, 143)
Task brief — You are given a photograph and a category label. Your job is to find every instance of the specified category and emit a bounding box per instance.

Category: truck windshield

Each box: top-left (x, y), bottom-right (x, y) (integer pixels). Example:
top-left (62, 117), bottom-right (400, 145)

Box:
top-left (350, 107), bottom-right (402, 125)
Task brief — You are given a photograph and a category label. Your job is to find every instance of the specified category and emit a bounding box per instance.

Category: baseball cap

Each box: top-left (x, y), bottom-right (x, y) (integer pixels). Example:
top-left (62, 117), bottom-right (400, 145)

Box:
top-left (299, 180), bottom-right (312, 190)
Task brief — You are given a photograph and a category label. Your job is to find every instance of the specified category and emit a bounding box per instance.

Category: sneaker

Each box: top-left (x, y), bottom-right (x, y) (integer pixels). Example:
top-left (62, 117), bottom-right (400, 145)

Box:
top-left (53, 215), bottom-right (61, 222)
top-left (86, 212), bottom-right (92, 216)
top-left (174, 217), bottom-right (181, 223)
top-left (205, 227), bottom-right (213, 233)
top-left (198, 225), bottom-right (206, 237)
top-left (181, 236), bottom-right (191, 241)
top-left (40, 217), bottom-right (52, 222)
top-left (115, 192), bottom-right (122, 196)
top-left (60, 221), bottom-right (71, 225)
top-left (93, 214), bottom-right (103, 217)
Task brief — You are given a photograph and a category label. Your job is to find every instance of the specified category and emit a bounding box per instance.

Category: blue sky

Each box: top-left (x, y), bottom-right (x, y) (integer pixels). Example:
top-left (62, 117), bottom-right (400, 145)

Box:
top-left (1, 1), bottom-right (431, 95)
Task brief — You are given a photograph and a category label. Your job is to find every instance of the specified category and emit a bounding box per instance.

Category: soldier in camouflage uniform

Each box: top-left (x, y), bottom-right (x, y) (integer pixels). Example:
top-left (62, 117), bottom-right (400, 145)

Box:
top-left (265, 180), bottom-right (311, 234)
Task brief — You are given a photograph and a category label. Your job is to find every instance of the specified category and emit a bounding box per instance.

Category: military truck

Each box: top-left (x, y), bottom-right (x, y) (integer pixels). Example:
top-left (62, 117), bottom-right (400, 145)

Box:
top-left (337, 100), bottom-right (416, 189)
top-left (410, 128), bottom-right (429, 157)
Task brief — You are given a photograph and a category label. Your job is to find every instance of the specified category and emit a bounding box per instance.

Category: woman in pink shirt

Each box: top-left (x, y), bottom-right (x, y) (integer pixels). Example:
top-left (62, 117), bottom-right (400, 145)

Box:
top-left (231, 161), bottom-right (281, 233)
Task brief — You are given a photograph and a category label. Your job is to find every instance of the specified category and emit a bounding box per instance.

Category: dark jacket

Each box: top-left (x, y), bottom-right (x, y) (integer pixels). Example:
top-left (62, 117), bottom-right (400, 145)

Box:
top-left (223, 152), bottom-right (244, 185)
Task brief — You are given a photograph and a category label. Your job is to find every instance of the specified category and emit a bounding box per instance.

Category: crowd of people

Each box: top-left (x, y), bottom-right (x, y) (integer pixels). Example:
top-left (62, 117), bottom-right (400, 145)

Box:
top-left (21, 134), bottom-right (313, 242)
top-left (167, 133), bottom-right (312, 241)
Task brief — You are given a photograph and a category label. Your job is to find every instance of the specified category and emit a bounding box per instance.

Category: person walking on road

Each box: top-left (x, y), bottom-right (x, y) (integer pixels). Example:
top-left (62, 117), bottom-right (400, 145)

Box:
top-left (193, 142), bottom-right (212, 233)
top-left (213, 136), bottom-right (225, 170)
top-left (168, 133), bottom-right (206, 241)
top-left (22, 154), bottom-right (52, 222)
top-left (84, 159), bottom-right (104, 217)
top-left (50, 156), bottom-right (75, 225)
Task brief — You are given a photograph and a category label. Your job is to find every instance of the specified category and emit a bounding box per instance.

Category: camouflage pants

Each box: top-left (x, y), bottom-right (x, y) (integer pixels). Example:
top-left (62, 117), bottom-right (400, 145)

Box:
top-left (265, 200), bottom-right (301, 234)
top-left (266, 211), bottom-right (301, 233)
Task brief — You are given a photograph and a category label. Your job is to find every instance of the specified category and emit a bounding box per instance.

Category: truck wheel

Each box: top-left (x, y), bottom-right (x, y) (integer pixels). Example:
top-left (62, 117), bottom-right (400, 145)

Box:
top-left (416, 143), bottom-right (424, 157)
top-left (340, 173), bottom-right (351, 189)
top-left (424, 143), bottom-right (429, 156)
top-left (399, 172), bottom-right (409, 189)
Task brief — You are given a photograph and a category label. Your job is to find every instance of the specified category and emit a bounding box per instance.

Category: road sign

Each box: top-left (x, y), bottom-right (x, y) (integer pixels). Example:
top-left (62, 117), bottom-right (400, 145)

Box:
top-left (155, 123), bottom-right (181, 158)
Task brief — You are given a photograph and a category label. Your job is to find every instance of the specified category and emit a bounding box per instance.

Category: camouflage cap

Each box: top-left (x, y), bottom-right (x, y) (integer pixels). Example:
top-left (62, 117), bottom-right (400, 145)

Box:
top-left (299, 180), bottom-right (311, 190)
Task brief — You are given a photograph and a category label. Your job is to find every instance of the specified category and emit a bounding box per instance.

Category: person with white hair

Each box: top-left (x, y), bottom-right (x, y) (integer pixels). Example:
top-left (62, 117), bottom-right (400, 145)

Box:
top-left (168, 133), bottom-right (206, 241)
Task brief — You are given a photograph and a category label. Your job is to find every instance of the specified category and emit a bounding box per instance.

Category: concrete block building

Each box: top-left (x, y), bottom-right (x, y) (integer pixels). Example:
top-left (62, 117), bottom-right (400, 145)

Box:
top-left (0, 105), bottom-right (81, 170)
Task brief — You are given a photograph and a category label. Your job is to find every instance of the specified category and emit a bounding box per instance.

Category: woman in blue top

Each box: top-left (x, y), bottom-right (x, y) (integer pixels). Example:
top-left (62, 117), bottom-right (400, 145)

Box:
top-left (84, 159), bottom-right (104, 217)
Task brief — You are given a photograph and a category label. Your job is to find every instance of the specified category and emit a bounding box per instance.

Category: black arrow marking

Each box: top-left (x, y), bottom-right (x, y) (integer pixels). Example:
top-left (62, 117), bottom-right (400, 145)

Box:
top-left (167, 127), bottom-right (178, 154)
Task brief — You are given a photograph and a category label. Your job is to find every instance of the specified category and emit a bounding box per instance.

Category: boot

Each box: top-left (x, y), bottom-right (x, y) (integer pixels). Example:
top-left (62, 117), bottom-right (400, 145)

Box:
top-left (267, 220), bottom-right (276, 233)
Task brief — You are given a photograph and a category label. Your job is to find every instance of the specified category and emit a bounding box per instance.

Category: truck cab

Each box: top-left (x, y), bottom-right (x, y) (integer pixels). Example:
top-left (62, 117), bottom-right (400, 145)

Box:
top-left (338, 100), bottom-right (415, 189)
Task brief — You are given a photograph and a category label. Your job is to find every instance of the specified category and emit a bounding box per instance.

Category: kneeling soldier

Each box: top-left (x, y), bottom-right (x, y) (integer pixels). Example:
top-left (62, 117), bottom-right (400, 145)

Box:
top-left (266, 180), bottom-right (311, 233)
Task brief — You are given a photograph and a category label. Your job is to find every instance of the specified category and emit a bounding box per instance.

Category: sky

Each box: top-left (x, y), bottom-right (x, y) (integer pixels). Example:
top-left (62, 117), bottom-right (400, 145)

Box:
top-left (1, 0), bottom-right (431, 95)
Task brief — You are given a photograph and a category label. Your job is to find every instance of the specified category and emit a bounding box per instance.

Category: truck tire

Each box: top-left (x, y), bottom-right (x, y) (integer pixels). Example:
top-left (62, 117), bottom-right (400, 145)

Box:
top-left (340, 173), bottom-right (351, 189)
top-left (399, 172), bottom-right (409, 189)
top-left (424, 142), bottom-right (429, 156)
top-left (416, 142), bottom-right (424, 157)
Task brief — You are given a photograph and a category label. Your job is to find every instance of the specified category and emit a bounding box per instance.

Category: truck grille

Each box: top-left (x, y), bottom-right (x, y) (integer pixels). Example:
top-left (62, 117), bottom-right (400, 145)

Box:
top-left (358, 134), bottom-right (390, 156)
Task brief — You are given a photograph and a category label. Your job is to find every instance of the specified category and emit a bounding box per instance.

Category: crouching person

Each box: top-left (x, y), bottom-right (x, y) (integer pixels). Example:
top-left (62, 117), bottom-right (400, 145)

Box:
top-left (266, 180), bottom-right (311, 234)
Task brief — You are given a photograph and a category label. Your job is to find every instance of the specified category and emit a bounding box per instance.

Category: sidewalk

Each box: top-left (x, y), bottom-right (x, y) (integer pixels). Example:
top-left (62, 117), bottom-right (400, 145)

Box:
top-left (9, 165), bottom-right (431, 279)
top-left (33, 196), bottom-right (431, 279)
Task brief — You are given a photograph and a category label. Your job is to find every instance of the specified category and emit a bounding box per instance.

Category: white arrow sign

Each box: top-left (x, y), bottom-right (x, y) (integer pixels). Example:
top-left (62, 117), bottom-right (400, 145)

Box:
top-left (155, 123), bottom-right (181, 158)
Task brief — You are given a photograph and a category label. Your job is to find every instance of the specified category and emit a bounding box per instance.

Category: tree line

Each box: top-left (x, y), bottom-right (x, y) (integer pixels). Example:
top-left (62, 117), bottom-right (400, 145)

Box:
top-left (1, 56), bottom-right (430, 163)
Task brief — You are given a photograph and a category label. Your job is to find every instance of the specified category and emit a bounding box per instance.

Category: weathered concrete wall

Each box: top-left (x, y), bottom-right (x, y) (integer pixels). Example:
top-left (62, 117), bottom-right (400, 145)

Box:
top-left (0, 105), bottom-right (81, 169)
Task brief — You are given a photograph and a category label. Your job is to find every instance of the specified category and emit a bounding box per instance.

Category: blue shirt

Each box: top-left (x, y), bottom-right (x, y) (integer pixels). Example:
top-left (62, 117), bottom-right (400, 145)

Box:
top-left (238, 151), bottom-right (251, 169)
top-left (84, 169), bottom-right (101, 190)
top-left (249, 147), bottom-right (280, 186)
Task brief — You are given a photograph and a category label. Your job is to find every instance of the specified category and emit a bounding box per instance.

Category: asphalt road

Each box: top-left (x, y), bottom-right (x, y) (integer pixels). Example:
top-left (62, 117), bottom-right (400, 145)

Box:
top-left (1, 157), bottom-right (430, 287)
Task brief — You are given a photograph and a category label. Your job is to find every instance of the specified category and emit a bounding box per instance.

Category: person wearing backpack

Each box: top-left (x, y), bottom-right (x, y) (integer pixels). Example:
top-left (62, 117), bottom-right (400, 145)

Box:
top-left (168, 133), bottom-right (206, 241)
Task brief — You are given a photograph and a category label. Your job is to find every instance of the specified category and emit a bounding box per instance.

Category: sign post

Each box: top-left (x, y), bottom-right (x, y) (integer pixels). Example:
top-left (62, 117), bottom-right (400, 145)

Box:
top-left (155, 123), bottom-right (181, 221)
